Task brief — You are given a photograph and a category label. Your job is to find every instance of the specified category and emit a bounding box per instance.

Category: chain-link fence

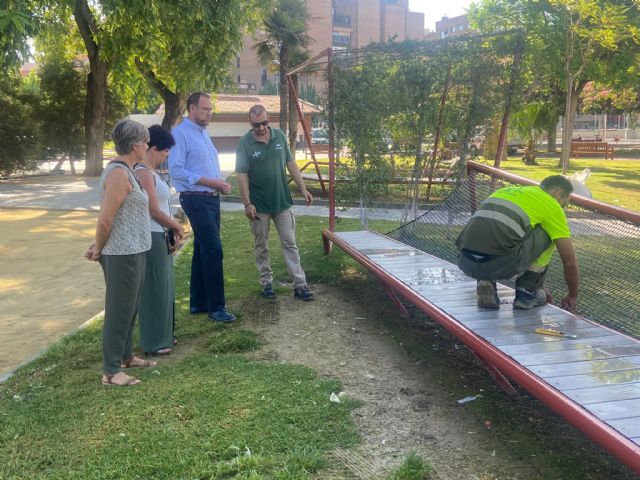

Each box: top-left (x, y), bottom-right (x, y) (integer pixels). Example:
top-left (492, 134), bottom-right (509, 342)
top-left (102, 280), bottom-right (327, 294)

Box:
top-left (387, 168), bottom-right (640, 339)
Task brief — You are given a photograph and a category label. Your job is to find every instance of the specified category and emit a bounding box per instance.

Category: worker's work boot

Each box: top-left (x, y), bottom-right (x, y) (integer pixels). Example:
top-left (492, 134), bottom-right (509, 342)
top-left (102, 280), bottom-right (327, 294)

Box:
top-left (513, 288), bottom-right (547, 310)
top-left (476, 280), bottom-right (500, 310)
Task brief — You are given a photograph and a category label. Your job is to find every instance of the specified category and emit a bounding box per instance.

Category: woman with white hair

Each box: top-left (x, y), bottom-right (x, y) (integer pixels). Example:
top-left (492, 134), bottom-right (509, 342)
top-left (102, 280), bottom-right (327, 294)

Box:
top-left (85, 118), bottom-right (155, 387)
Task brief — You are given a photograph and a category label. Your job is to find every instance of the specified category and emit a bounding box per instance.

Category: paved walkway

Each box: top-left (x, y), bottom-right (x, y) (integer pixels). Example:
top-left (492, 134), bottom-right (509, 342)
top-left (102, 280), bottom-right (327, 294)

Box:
top-left (0, 161), bottom-right (407, 221)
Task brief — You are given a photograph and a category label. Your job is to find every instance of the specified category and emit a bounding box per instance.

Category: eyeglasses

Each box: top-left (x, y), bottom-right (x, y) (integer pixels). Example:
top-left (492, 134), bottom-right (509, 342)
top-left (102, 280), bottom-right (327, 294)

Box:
top-left (251, 120), bottom-right (269, 128)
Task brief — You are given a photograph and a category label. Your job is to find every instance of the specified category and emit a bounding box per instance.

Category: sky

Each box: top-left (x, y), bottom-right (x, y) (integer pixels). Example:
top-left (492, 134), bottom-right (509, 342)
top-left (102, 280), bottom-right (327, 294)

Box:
top-left (409, 0), bottom-right (475, 32)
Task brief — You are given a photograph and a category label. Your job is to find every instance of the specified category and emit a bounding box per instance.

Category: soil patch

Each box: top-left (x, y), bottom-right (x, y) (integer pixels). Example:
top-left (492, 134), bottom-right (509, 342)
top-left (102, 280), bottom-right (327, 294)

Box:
top-left (244, 283), bottom-right (542, 479)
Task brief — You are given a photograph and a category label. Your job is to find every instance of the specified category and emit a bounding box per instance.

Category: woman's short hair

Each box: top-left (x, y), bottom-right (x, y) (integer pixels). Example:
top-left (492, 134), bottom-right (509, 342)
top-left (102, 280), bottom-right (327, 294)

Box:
top-left (147, 125), bottom-right (175, 151)
top-left (112, 119), bottom-right (150, 155)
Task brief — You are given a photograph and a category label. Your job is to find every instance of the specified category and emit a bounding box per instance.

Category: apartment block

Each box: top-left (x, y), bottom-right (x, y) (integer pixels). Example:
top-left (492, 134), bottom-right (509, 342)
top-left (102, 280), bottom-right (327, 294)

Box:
top-left (230, 0), bottom-right (425, 95)
top-left (435, 14), bottom-right (471, 39)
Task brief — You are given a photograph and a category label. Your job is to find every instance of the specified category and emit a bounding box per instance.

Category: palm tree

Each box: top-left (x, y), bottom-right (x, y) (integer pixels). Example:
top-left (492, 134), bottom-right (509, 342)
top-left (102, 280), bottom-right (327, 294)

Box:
top-left (254, 0), bottom-right (310, 149)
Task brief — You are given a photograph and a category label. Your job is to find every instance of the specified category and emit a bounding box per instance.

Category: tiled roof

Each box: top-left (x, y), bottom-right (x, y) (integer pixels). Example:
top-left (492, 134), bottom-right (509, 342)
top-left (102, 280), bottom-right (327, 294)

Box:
top-left (214, 94), bottom-right (322, 115)
top-left (156, 94), bottom-right (322, 116)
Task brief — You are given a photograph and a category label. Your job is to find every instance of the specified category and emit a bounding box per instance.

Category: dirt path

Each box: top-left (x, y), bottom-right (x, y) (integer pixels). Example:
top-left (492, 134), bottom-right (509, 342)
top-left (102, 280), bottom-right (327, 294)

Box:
top-left (244, 283), bottom-right (541, 479)
top-left (0, 209), bottom-right (104, 379)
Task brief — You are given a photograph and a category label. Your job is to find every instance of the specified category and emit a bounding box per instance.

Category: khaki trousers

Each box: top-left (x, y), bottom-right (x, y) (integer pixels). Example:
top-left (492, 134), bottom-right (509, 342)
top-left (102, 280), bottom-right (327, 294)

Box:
top-left (251, 208), bottom-right (307, 288)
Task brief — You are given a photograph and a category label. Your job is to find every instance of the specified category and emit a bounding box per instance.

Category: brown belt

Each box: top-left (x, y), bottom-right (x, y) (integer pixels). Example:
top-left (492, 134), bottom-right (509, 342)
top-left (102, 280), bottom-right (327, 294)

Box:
top-left (180, 191), bottom-right (218, 197)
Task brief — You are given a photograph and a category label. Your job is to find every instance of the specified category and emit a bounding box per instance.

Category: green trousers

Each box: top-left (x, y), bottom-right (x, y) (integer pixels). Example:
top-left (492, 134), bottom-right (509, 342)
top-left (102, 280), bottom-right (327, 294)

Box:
top-left (138, 232), bottom-right (175, 353)
top-left (100, 252), bottom-right (146, 374)
top-left (457, 224), bottom-right (552, 290)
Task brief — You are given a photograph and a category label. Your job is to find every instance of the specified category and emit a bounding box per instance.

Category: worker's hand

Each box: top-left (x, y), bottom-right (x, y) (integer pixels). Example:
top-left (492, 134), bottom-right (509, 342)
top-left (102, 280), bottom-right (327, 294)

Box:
top-left (543, 287), bottom-right (554, 305)
top-left (244, 203), bottom-right (257, 220)
top-left (560, 295), bottom-right (577, 313)
top-left (302, 188), bottom-right (313, 205)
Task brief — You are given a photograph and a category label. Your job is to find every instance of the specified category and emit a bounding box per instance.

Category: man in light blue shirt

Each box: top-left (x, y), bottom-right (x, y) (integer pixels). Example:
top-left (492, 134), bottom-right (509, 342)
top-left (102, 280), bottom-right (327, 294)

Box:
top-left (168, 92), bottom-right (235, 322)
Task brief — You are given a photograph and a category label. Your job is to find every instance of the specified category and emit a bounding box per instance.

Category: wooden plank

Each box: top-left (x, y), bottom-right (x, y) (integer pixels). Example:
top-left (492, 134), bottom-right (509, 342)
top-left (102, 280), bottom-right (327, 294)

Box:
top-left (585, 398), bottom-right (640, 421)
top-left (529, 356), bottom-right (640, 378)
top-left (605, 418), bottom-right (640, 438)
top-left (459, 315), bottom-right (596, 336)
top-left (563, 382), bottom-right (640, 405)
top-left (487, 329), bottom-right (619, 347)
top-left (492, 331), bottom-right (624, 352)
top-left (545, 368), bottom-right (640, 390)
top-left (450, 306), bottom-right (574, 322)
top-left (468, 321), bottom-right (598, 340)
top-left (513, 345), bottom-right (640, 367)
top-left (426, 293), bottom-right (515, 309)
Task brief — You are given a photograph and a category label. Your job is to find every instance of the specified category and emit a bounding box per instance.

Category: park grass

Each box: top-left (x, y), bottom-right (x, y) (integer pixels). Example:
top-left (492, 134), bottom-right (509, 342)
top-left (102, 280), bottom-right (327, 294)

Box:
top-left (386, 451), bottom-right (431, 479)
top-left (0, 212), bottom-right (379, 480)
top-left (482, 156), bottom-right (640, 212)
top-left (1, 212), bottom-right (637, 478)
top-left (229, 154), bottom-right (640, 212)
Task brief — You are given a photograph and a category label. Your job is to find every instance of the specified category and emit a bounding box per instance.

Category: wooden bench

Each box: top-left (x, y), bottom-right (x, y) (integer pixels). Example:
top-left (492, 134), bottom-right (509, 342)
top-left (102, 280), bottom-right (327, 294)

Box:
top-left (570, 141), bottom-right (614, 160)
top-left (322, 228), bottom-right (640, 473)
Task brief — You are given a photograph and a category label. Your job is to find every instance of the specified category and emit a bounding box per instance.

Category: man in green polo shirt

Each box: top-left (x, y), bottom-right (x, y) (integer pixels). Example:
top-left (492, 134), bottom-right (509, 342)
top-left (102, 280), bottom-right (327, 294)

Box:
top-left (235, 104), bottom-right (314, 301)
top-left (456, 176), bottom-right (579, 312)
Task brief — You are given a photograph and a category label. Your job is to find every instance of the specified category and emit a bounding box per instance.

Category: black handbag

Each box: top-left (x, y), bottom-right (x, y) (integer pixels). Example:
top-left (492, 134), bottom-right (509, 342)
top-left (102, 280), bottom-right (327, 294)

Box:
top-left (164, 229), bottom-right (177, 254)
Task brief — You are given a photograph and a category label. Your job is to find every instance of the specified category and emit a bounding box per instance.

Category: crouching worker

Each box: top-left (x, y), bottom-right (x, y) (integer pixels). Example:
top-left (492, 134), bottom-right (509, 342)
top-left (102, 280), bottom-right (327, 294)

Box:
top-left (455, 175), bottom-right (579, 312)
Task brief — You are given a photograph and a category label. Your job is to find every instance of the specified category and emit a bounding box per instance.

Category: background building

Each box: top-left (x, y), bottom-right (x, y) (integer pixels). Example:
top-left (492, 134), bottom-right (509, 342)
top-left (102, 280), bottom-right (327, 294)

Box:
top-left (435, 14), bottom-right (471, 39)
top-left (231, 0), bottom-right (425, 95)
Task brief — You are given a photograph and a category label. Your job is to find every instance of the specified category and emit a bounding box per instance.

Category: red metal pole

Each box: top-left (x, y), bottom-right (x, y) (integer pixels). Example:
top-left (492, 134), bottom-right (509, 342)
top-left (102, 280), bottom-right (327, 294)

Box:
top-left (286, 74), bottom-right (325, 193)
top-left (327, 50), bottom-right (336, 232)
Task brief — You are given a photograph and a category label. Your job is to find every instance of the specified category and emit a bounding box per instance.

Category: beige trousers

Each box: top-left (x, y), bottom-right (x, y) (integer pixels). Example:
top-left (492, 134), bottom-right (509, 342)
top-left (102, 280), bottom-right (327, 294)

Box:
top-left (251, 208), bottom-right (307, 288)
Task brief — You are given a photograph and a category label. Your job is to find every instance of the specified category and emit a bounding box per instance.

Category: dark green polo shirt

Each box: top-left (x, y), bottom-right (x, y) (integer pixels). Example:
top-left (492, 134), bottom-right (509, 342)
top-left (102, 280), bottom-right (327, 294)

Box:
top-left (235, 127), bottom-right (293, 214)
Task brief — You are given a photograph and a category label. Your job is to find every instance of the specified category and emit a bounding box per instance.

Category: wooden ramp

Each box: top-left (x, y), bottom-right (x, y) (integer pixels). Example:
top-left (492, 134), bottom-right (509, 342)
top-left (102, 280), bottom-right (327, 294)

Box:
top-left (323, 228), bottom-right (640, 473)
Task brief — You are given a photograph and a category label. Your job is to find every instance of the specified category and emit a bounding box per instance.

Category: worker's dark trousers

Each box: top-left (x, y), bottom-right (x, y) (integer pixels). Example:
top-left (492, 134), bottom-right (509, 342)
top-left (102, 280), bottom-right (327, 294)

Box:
top-left (457, 225), bottom-right (551, 290)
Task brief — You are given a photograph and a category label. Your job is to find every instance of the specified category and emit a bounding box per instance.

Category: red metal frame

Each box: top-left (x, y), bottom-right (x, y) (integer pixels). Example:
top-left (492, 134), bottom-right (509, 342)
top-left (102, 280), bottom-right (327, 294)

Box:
top-left (323, 227), bottom-right (640, 473)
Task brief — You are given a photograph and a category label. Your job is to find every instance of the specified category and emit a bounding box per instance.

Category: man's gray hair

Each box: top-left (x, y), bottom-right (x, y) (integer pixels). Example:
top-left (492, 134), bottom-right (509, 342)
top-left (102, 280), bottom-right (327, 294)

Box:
top-left (249, 104), bottom-right (267, 118)
top-left (112, 119), bottom-right (150, 155)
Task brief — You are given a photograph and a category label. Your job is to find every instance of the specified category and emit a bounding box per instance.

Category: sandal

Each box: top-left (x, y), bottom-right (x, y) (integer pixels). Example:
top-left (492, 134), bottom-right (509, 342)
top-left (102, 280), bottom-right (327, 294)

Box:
top-left (146, 347), bottom-right (171, 356)
top-left (122, 356), bottom-right (157, 368)
top-left (102, 372), bottom-right (141, 387)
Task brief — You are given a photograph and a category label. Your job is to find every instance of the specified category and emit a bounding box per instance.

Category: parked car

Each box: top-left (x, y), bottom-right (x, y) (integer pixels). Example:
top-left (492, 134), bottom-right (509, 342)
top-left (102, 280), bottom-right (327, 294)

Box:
top-left (311, 128), bottom-right (329, 144)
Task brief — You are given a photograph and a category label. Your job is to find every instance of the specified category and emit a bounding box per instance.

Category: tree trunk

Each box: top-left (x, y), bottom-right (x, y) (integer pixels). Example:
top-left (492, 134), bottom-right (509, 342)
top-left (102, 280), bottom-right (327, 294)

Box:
top-left (288, 74), bottom-right (298, 159)
top-left (495, 34), bottom-right (524, 168)
top-left (162, 91), bottom-right (187, 130)
top-left (279, 47), bottom-right (289, 137)
top-left (546, 114), bottom-right (558, 153)
top-left (82, 56), bottom-right (108, 176)
top-left (560, 74), bottom-right (574, 174)
top-left (484, 117), bottom-right (507, 163)
top-left (560, 78), bottom-right (584, 174)
top-left (74, 0), bottom-right (109, 177)
top-left (135, 59), bottom-right (185, 130)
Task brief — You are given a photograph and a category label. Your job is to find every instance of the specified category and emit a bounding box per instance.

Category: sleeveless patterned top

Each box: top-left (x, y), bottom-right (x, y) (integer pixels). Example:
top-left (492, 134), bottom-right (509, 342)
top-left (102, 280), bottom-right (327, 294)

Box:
top-left (99, 162), bottom-right (151, 255)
